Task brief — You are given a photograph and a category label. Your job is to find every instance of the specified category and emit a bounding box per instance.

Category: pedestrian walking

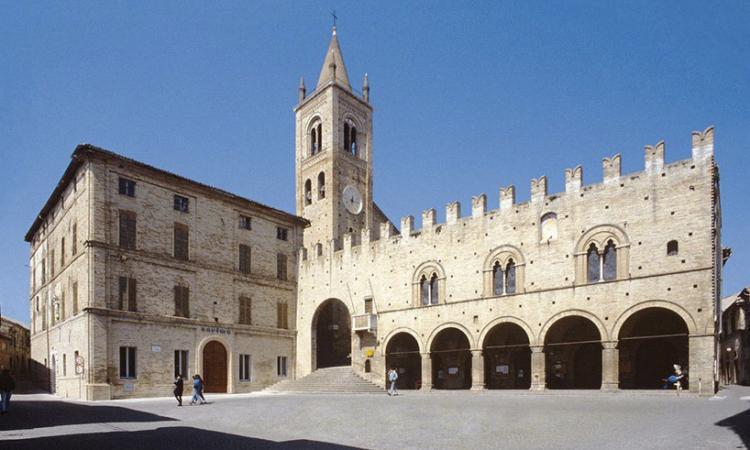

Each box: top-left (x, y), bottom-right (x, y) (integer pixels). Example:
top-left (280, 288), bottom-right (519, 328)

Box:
top-left (197, 375), bottom-right (207, 404)
top-left (0, 369), bottom-right (16, 414)
top-left (173, 375), bottom-right (184, 406)
top-left (190, 374), bottom-right (203, 405)
top-left (387, 367), bottom-right (398, 396)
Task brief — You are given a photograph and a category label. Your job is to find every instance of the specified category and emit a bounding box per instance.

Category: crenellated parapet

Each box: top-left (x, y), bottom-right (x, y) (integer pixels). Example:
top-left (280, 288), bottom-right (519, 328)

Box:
top-left (299, 127), bottom-right (716, 273)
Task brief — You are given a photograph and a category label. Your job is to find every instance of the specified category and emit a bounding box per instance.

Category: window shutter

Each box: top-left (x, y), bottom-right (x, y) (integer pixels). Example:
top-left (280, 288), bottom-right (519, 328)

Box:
top-left (119, 277), bottom-right (127, 310)
top-left (128, 278), bottom-right (137, 312)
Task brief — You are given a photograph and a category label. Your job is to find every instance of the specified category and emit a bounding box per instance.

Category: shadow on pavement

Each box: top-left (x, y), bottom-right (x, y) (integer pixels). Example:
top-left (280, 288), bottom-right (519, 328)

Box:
top-left (2, 426), bottom-right (362, 449)
top-left (0, 401), bottom-right (176, 431)
top-left (715, 407), bottom-right (750, 449)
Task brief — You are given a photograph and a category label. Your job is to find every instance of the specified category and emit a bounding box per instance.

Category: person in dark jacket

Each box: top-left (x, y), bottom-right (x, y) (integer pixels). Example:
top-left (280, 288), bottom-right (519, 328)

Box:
top-left (190, 374), bottom-right (205, 405)
top-left (0, 369), bottom-right (16, 414)
top-left (173, 375), bottom-right (184, 406)
top-left (197, 375), bottom-right (207, 404)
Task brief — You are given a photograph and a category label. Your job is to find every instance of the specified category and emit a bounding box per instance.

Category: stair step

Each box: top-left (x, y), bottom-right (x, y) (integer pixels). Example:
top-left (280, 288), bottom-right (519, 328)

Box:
top-left (264, 366), bottom-right (383, 394)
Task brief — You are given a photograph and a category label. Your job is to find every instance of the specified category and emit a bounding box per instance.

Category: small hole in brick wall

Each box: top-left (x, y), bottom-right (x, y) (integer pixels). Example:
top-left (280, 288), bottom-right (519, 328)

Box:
top-left (552, 301), bottom-right (555, 304)
top-left (638, 266), bottom-right (642, 270)
top-left (530, 260), bottom-right (534, 264)
top-left (454, 256), bottom-right (457, 260)
top-left (513, 226), bottom-right (516, 230)
top-left (565, 254), bottom-right (570, 258)
top-left (433, 245), bottom-right (437, 248)
top-left (388, 302), bottom-right (391, 306)
top-left (626, 292), bottom-right (630, 296)
top-left (565, 214), bottom-right (569, 218)
top-left (620, 183), bottom-right (625, 187)
top-left (690, 165), bottom-right (695, 169)
top-left (485, 233), bottom-right (488, 236)
top-left (515, 210), bottom-right (519, 214)
top-left (661, 173), bottom-right (666, 177)
top-left (450, 275), bottom-right (454, 278)
top-left (490, 216), bottom-right (494, 220)
top-left (475, 290), bottom-right (478, 294)
top-left (489, 308), bottom-right (493, 312)
top-left (693, 284), bottom-right (698, 288)
top-left (667, 287), bottom-right (671, 291)
top-left (531, 222), bottom-right (536, 226)
top-left (605, 317), bottom-right (608, 321)
top-left (473, 252), bottom-right (477, 256)
top-left (414, 317), bottom-right (417, 320)
top-left (697, 308), bottom-right (702, 313)
top-left (531, 282), bottom-right (535, 285)
top-left (605, 205), bottom-right (609, 209)
top-left (518, 304), bottom-right (522, 308)
top-left (580, 193), bottom-right (584, 198)
top-left (437, 314), bottom-right (440, 318)
top-left (644, 196), bottom-right (649, 200)
top-left (586, 296), bottom-right (591, 300)
top-left (638, 241), bottom-right (642, 245)
top-left (450, 294), bottom-right (453, 298)
top-left (462, 311), bottom-right (466, 315)
top-left (689, 186), bottom-right (695, 191)
top-left (214, 318), bottom-right (219, 322)
top-left (213, 301), bottom-right (217, 305)
top-left (565, 277), bottom-right (569, 281)
top-left (688, 232), bottom-right (693, 236)
top-left (681, 259), bottom-right (686, 263)
top-left (670, 211), bottom-right (675, 216)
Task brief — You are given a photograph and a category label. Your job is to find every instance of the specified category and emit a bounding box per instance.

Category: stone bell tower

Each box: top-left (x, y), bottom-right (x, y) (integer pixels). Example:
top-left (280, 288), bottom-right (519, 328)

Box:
top-left (294, 27), bottom-right (374, 252)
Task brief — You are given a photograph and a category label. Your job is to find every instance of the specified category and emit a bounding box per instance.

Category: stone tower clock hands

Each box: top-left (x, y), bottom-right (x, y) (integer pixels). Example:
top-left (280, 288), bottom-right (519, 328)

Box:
top-left (342, 185), bottom-right (363, 215)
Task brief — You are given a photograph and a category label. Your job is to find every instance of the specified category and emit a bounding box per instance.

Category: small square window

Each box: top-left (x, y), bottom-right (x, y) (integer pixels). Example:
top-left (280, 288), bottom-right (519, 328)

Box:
top-left (174, 195), bottom-right (189, 212)
top-left (277, 227), bottom-right (289, 241)
top-left (119, 178), bottom-right (135, 197)
top-left (239, 215), bottom-right (252, 230)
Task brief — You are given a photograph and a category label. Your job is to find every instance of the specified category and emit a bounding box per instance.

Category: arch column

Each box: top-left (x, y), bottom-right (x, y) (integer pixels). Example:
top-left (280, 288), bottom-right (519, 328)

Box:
top-left (420, 352), bottom-right (432, 391)
top-left (530, 345), bottom-right (545, 391)
top-left (601, 341), bottom-right (619, 391)
top-left (470, 349), bottom-right (485, 391)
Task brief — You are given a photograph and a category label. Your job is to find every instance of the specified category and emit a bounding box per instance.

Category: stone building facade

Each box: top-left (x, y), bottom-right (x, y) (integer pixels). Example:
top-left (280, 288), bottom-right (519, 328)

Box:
top-left (0, 316), bottom-right (30, 380)
top-left (294, 29), bottom-right (723, 394)
top-left (28, 29), bottom-right (723, 399)
top-left (26, 147), bottom-right (306, 400)
top-left (720, 287), bottom-right (749, 385)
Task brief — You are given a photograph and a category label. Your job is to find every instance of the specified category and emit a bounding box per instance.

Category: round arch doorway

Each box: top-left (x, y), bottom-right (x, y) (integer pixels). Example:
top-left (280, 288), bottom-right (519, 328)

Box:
top-left (431, 328), bottom-right (472, 390)
top-left (483, 323), bottom-right (531, 389)
top-left (385, 333), bottom-right (421, 390)
top-left (618, 307), bottom-right (689, 389)
top-left (202, 340), bottom-right (228, 393)
top-left (544, 316), bottom-right (602, 389)
top-left (313, 298), bottom-right (352, 369)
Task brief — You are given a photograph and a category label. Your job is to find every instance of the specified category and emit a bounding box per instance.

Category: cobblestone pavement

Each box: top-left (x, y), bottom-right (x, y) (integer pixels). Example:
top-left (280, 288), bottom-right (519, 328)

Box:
top-left (1, 386), bottom-right (749, 449)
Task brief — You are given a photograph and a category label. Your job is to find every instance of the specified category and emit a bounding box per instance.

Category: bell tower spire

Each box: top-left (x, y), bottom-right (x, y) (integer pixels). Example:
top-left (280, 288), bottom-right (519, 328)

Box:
top-left (317, 26), bottom-right (351, 90)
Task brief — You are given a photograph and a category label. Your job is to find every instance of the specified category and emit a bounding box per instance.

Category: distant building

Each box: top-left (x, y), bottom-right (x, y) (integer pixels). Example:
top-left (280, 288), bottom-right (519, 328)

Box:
top-left (720, 287), bottom-right (750, 385)
top-left (0, 316), bottom-right (30, 380)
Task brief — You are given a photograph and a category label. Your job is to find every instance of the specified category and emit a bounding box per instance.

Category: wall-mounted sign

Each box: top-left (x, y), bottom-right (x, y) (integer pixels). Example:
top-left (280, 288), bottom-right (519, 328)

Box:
top-left (123, 383), bottom-right (134, 393)
top-left (200, 327), bottom-right (232, 335)
top-left (151, 345), bottom-right (161, 353)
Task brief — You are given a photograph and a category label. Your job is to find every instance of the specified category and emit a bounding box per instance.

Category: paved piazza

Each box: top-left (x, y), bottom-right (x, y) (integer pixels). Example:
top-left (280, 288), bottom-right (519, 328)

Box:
top-left (1, 387), bottom-right (749, 449)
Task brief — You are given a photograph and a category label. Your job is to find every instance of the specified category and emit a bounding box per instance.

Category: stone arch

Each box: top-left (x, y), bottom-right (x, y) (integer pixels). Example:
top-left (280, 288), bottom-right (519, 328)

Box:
top-left (538, 309), bottom-right (609, 344)
top-left (574, 224), bottom-right (631, 285)
top-left (311, 298), bottom-right (352, 370)
top-left (483, 245), bottom-right (526, 297)
top-left (412, 260), bottom-right (447, 306)
top-left (383, 329), bottom-right (423, 390)
top-left (306, 115), bottom-right (323, 157)
top-left (611, 300), bottom-right (697, 339)
top-left (196, 337), bottom-right (231, 393)
top-left (381, 327), bottom-right (424, 356)
top-left (478, 316), bottom-right (537, 348)
top-left (426, 322), bottom-right (475, 351)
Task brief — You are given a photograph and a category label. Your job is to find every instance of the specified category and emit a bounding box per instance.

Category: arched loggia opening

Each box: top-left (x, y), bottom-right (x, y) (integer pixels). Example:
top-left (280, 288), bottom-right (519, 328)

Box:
top-left (431, 328), bottom-right (471, 389)
top-left (618, 307), bottom-right (689, 389)
top-left (483, 323), bottom-right (531, 389)
top-left (385, 333), bottom-right (421, 390)
top-left (312, 299), bottom-right (351, 369)
top-left (544, 316), bottom-right (602, 389)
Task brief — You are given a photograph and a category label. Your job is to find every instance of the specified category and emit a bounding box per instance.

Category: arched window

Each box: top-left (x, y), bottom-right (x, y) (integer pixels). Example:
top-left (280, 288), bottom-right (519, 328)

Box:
top-left (429, 273), bottom-right (439, 305)
top-left (505, 259), bottom-right (516, 294)
top-left (667, 240), bottom-right (679, 256)
top-left (350, 127), bottom-right (357, 156)
top-left (315, 243), bottom-right (323, 257)
top-left (343, 123), bottom-right (350, 152)
top-left (317, 172), bottom-right (326, 199)
top-left (602, 240), bottom-right (617, 281)
top-left (310, 121), bottom-right (322, 156)
top-left (420, 275), bottom-right (430, 306)
top-left (304, 179), bottom-right (312, 205)
top-left (587, 244), bottom-right (600, 283)
top-left (540, 212), bottom-right (558, 241)
top-left (492, 261), bottom-right (503, 296)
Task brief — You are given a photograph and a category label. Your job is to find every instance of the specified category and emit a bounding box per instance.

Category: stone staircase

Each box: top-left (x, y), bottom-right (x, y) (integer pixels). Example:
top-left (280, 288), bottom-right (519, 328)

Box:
top-left (264, 366), bottom-right (384, 394)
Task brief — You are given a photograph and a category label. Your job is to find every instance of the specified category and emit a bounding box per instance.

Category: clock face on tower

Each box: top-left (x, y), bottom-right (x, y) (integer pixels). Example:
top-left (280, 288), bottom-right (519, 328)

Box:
top-left (342, 185), bottom-right (363, 215)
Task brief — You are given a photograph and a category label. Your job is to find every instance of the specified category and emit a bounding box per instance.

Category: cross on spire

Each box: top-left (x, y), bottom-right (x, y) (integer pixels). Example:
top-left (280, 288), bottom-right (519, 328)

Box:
top-left (331, 10), bottom-right (337, 30)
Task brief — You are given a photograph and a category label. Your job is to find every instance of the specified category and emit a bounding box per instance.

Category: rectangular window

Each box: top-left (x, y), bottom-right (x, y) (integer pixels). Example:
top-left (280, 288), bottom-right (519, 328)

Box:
top-left (239, 244), bottom-right (251, 274)
top-left (72, 281), bottom-right (79, 315)
top-left (239, 296), bottom-right (252, 325)
top-left (32, 264), bottom-right (36, 292)
top-left (119, 210), bottom-right (137, 250)
top-left (63, 353), bottom-right (67, 376)
top-left (60, 290), bottom-right (66, 321)
top-left (50, 249), bottom-right (55, 277)
top-left (364, 297), bottom-right (373, 314)
top-left (276, 253), bottom-right (287, 280)
top-left (173, 223), bottom-right (189, 261)
top-left (41, 258), bottom-right (46, 284)
top-left (72, 222), bottom-right (77, 256)
top-left (276, 227), bottom-right (288, 241)
top-left (174, 350), bottom-right (188, 378)
top-left (119, 178), bottom-right (136, 197)
top-left (239, 215), bottom-right (252, 230)
top-left (61, 238), bottom-right (65, 267)
top-left (119, 346), bottom-right (136, 378)
top-left (41, 303), bottom-right (47, 330)
top-left (173, 194), bottom-right (189, 212)
top-left (277, 356), bottom-right (287, 377)
top-left (277, 302), bottom-right (288, 329)
top-left (118, 277), bottom-right (137, 312)
top-left (174, 285), bottom-right (190, 318)
top-left (239, 354), bottom-right (252, 381)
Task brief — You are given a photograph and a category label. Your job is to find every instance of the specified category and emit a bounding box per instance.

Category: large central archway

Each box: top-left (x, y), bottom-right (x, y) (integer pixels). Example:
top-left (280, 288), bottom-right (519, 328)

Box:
top-left (483, 322), bottom-right (531, 389)
top-left (385, 332), bottom-right (422, 390)
top-left (544, 316), bottom-right (602, 389)
top-left (431, 327), bottom-right (472, 389)
top-left (618, 307), bottom-right (689, 389)
top-left (312, 298), bottom-right (352, 369)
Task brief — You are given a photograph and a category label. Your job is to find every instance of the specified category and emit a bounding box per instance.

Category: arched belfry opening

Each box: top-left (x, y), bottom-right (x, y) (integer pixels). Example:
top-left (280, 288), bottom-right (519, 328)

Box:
top-left (483, 323), bottom-right (531, 389)
top-left (544, 316), bottom-right (602, 389)
top-left (385, 333), bottom-right (421, 390)
top-left (312, 298), bottom-right (352, 369)
top-left (618, 308), bottom-right (689, 389)
top-left (430, 328), bottom-right (471, 389)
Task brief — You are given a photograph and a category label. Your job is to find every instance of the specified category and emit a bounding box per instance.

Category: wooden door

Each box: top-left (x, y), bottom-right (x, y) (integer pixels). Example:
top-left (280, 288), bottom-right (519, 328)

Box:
top-left (202, 341), bottom-right (227, 393)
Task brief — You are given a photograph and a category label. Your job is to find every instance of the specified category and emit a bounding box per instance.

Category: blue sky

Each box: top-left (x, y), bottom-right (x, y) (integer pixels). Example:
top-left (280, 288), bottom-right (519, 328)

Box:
top-left (1, 1), bottom-right (748, 324)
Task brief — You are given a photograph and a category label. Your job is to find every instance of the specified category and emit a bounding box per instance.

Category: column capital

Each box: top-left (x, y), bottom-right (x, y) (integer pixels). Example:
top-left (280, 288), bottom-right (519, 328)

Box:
top-left (470, 349), bottom-right (483, 357)
top-left (420, 352), bottom-right (431, 359)
top-left (602, 341), bottom-right (618, 350)
top-left (530, 345), bottom-right (544, 353)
